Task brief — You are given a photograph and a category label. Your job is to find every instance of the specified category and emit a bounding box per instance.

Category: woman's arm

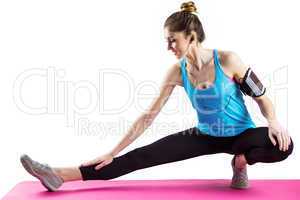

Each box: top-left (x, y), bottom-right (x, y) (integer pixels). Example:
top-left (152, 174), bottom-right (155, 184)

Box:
top-left (108, 63), bottom-right (182, 157)
top-left (221, 51), bottom-right (273, 118)
top-left (253, 95), bottom-right (276, 122)
top-left (81, 63), bottom-right (182, 170)
top-left (221, 51), bottom-right (291, 152)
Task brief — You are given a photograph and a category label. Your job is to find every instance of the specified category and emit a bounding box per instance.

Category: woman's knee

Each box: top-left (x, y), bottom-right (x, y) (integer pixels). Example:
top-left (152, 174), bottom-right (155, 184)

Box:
top-left (274, 137), bottom-right (294, 162)
top-left (283, 138), bottom-right (294, 158)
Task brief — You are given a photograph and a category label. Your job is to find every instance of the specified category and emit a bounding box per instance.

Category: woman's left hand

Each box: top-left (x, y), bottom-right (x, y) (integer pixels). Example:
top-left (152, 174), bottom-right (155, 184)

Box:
top-left (268, 120), bottom-right (291, 151)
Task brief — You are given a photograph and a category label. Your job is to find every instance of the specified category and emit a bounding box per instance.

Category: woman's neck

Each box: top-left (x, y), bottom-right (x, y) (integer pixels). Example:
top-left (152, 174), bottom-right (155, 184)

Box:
top-left (186, 46), bottom-right (214, 71)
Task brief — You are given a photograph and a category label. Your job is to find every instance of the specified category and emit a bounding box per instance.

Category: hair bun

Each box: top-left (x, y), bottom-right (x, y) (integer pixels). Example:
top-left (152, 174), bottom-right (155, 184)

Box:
top-left (180, 1), bottom-right (197, 13)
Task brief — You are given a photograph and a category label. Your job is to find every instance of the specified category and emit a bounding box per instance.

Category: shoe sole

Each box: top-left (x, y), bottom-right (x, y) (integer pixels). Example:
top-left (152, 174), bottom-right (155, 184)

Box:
top-left (230, 182), bottom-right (249, 189)
top-left (20, 154), bottom-right (58, 192)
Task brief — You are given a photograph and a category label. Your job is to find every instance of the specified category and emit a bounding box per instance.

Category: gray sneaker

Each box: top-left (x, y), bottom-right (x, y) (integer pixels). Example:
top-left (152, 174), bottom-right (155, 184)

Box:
top-left (230, 155), bottom-right (249, 189)
top-left (20, 154), bottom-right (64, 192)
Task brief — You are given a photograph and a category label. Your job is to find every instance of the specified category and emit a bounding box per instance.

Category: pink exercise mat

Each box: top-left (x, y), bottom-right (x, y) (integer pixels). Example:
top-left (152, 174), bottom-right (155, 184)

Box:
top-left (2, 179), bottom-right (299, 200)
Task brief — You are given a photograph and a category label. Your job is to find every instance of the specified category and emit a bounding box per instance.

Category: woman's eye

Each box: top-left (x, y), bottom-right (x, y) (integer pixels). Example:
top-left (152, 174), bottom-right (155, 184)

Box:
top-left (166, 38), bottom-right (175, 43)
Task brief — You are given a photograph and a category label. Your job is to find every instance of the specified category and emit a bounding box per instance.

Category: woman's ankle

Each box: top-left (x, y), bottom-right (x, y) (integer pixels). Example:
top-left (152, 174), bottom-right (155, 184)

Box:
top-left (235, 154), bottom-right (247, 169)
top-left (53, 167), bottom-right (83, 182)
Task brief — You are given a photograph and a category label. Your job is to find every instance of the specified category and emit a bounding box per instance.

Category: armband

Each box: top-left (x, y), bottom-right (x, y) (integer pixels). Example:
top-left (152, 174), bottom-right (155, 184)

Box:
top-left (238, 68), bottom-right (266, 97)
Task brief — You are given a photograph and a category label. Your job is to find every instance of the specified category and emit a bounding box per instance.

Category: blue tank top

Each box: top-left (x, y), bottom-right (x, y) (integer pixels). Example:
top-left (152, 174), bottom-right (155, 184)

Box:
top-left (180, 49), bottom-right (256, 137)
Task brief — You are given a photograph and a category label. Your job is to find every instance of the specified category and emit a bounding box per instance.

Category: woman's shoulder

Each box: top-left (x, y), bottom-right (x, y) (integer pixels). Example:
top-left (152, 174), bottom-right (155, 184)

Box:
top-left (216, 49), bottom-right (248, 79)
top-left (172, 62), bottom-right (183, 86)
top-left (217, 49), bottom-right (240, 66)
top-left (162, 62), bottom-right (183, 87)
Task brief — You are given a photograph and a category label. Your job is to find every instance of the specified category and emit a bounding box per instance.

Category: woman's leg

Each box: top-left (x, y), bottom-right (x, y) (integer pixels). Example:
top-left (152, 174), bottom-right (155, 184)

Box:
top-left (231, 127), bottom-right (294, 165)
top-left (78, 127), bottom-right (225, 181)
top-left (53, 167), bottom-right (83, 182)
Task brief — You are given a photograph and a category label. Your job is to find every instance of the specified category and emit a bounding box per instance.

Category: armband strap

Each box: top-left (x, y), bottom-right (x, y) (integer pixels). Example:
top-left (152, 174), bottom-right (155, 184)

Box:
top-left (238, 68), bottom-right (266, 97)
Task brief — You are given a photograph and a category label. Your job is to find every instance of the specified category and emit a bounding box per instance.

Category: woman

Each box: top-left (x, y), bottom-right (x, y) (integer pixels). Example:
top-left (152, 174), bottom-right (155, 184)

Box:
top-left (20, 1), bottom-right (293, 191)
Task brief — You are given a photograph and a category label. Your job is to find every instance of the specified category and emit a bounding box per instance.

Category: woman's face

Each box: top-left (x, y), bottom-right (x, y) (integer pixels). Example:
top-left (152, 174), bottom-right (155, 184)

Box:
top-left (164, 28), bottom-right (192, 59)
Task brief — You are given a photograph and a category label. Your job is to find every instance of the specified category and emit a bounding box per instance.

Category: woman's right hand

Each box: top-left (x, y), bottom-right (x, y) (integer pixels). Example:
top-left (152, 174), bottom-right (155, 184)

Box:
top-left (80, 153), bottom-right (114, 170)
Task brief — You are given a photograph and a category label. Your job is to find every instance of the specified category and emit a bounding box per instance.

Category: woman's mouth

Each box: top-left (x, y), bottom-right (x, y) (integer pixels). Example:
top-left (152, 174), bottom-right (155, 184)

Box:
top-left (171, 49), bottom-right (179, 57)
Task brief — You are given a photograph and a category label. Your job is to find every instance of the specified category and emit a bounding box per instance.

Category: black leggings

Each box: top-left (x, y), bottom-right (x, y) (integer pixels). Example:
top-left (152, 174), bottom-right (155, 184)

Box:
top-left (79, 127), bottom-right (294, 181)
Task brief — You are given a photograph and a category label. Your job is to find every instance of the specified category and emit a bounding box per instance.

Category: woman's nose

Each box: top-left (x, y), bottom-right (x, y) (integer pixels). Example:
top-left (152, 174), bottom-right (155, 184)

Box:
top-left (167, 43), bottom-right (174, 51)
top-left (167, 43), bottom-right (172, 51)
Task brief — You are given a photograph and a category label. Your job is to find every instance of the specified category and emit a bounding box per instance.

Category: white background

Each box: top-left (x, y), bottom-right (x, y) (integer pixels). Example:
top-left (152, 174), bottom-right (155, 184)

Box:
top-left (0, 0), bottom-right (299, 197)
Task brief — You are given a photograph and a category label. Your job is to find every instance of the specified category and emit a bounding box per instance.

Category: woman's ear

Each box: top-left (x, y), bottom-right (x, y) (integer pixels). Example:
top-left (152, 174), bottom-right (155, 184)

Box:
top-left (190, 36), bottom-right (194, 43)
top-left (189, 32), bottom-right (197, 44)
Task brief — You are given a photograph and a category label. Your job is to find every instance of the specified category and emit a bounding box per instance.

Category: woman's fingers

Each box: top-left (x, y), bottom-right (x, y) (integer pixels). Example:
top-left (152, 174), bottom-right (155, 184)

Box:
top-left (81, 162), bottom-right (92, 167)
top-left (278, 132), bottom-right (284, 151)
top-left (284, 132), bottom-right (290, 151)
top-left (95, 162), bottom-right (107, 170)
top-left (271, 128), bottom-right (291, 152)
top-left (95, 156), bottom-right (113, 170)
top-left (80, 154), bottom-right (114, 170)
top-left (268, 132), bottom-right (277, 146)
top-left (282, 132), bottom-right (287, 151)
top-left (81, 157), bottom-right (103, 167)
top-left (280, 132), bottom-right (284, 151)
top-left (268, 121), bottom-right (292, 152)
top-left (284, 133), bottom-right (289, 151)
top-left (282, 128), bottom-right (287, 151)
top-left (286, 129), bottom-right (291, 150)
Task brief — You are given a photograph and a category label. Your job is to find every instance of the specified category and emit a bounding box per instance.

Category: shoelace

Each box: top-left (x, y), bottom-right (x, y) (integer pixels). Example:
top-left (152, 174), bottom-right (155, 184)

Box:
top-left (31, 159), bottom-right (50, 171)
top-left (232, 167), bottom-right (248, 182)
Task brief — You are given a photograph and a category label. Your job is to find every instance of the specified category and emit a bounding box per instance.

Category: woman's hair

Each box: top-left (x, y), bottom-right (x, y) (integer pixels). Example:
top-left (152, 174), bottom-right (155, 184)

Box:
top-left (164, 1), bottom-right (205, 43)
